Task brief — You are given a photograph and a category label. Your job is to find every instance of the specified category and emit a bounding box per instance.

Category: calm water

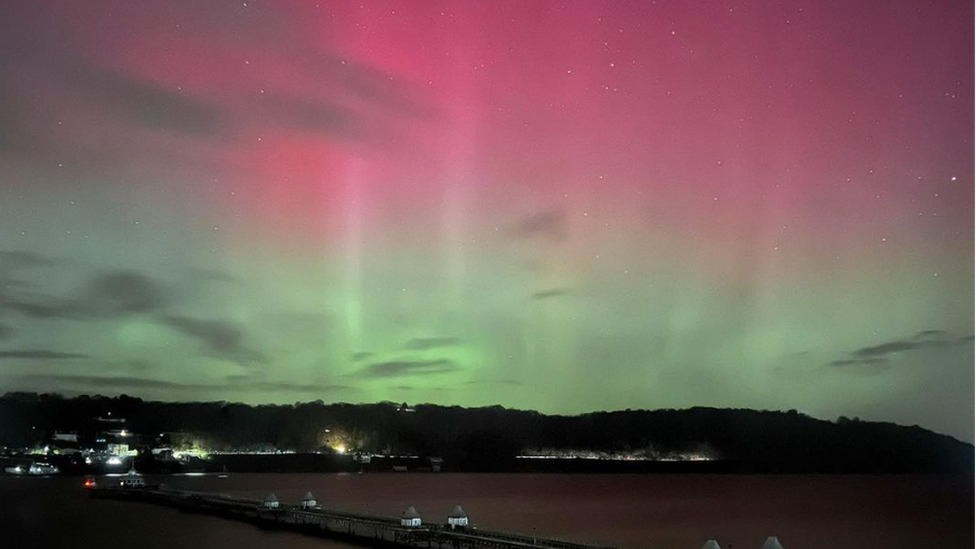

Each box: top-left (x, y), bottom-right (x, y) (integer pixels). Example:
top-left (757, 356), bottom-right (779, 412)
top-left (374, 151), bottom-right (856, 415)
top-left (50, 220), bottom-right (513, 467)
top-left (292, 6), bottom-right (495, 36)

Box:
top-left (0, 473), bottom-right (971, 549)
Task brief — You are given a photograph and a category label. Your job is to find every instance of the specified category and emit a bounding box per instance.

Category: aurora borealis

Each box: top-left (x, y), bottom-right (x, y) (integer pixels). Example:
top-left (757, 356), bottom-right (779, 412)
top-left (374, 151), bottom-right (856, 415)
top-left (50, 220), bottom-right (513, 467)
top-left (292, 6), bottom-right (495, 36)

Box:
top-left (0, 0), bottom-right (972, 440)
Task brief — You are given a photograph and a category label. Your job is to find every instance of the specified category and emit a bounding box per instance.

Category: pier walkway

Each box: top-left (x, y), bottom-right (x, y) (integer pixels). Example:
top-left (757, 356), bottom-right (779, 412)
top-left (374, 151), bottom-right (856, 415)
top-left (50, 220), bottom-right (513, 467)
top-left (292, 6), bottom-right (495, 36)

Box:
top-left (90, 485), bottom-right (788, 549)
top-left (90, 486), bottom-right (619, 549)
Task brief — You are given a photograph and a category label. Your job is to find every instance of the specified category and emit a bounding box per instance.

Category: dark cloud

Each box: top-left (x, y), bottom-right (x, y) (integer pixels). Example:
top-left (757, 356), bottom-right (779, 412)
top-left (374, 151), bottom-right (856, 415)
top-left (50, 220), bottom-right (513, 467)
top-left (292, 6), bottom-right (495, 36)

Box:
top-left (256, 53), bottom-right (434, 140)
top-left (0, 295), bottom-right (76, 319)
top-left (0, 350), bottom-right (88, 360)
top-left (0, 322), bottom-right (12, 340)
top-left (242, 381), bottom-right (351, 394)
top-left (404, 337), bottom-right (462, 350)
top-left (323, 53), bottom-right (434, 120)
top-left (86, 67), bottom-right (223, 136)
top-left (508, 209), bottom-right (566, 241)
top-left (829, 330), bottom-right (969, 368)
top-left (530, 288), bottom-right (570, 300)
top-left (827, 357), bottom-right (890, 368)
top-left (263, 96), bottom-right (360, 138)
top-left (0, 0), bottom-right (432, 170)
top-left (851, 331), bottom-right (961, 358)
top-left (350, 351), bottom-right (374, 362)
top-left (852, 340), bottom-right (923, 357)
top-left (1, 270), bottom-right (168, 320)
top-left (354, 359), bottom-right (459, 378)
top-left (160, 315), bottom-right (264, 364)
top-left (1, 268), bottom-right (264, 365)
top-left (0, 1), bottom-right (223, 139)
top-left (84, 271), bottom-right (167, 316)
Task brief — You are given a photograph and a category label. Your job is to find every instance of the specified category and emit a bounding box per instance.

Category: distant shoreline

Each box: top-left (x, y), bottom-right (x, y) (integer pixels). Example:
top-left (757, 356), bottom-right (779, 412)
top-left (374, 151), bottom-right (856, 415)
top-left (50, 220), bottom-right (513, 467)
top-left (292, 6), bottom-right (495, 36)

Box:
top-left (4, 453), bottom-right (975, 477)
top-left (3, 394), bottom-right (972, 476)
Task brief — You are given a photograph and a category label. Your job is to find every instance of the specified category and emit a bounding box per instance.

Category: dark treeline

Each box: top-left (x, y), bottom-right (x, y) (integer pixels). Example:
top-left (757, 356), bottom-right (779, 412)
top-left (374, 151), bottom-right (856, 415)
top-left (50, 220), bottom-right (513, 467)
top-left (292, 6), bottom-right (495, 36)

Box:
top-left (1, 392), bottom-right (972, 473)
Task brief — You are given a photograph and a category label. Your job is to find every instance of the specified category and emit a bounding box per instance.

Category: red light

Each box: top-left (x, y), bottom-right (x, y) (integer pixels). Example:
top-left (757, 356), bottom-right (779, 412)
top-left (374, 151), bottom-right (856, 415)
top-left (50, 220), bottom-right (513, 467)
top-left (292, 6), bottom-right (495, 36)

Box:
top-left (84, 478), bottom-right (95, 488)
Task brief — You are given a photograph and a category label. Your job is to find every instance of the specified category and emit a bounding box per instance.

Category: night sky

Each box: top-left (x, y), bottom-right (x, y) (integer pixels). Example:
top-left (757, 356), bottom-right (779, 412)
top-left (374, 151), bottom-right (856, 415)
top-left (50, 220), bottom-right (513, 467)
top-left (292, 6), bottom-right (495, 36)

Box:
top-left (0, 0), bottom-right (972, 440)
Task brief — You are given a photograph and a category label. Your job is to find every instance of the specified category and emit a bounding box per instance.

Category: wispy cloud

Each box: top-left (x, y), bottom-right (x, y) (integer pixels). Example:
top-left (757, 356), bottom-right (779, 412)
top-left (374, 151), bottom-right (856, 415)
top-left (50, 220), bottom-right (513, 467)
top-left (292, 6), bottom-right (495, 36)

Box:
top-left (242, 381), bottom-right (351, 393)
top-left (0, 350), bottom-right (89, 360)
top-left (354, 359), bottom-right (459, 378)
top-left (465, 378), bottom-right (523, 387)
top-left (160, 315), bottom-right (264, 364)
top-left (828, 330), bottom-right (972, 368)
top-left (508, 209), bottom-right (566, 241)
top-left (0, 250), bottom-right (55, 270)
top-left (84, 271), bottom-right (168, 315)
top-left (530, 288), bottom-right (570, 300)
top-left (0, 266), bottom-right (270, 365)
top-left (7, 374), bottom-right (350, 394)
top-left (0, 269), bottom-right (168, 320)
top-left (0, 0), bottom-right (432, 168)
top-left (827, 357), bottom-right (890, 368)
top-left (404, 337), bottom-right (462, 350)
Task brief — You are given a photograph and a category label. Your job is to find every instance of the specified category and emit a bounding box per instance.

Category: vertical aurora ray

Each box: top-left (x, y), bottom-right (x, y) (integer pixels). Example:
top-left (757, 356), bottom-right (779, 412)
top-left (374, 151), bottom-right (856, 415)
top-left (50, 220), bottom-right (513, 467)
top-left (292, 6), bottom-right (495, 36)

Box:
top-left (341, 154), bottom-right (366, 354)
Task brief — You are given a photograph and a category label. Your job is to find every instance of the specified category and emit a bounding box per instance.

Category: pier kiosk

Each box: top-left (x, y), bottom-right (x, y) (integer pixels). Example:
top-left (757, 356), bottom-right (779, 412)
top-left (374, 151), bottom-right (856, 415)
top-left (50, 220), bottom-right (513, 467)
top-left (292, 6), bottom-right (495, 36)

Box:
top-left (447, 505), bottom-right (469, 529)
top-left (300, 491), bottom-right (319, 510)
top-left (400, 506), bottom-right (422, 527)
top-left (119, 468), bottom-right (145, 488)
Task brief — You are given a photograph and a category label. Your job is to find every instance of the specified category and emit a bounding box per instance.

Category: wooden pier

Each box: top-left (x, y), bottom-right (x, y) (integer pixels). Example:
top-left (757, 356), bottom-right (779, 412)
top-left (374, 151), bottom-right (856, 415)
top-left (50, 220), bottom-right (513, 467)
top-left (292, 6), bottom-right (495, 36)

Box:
top-left (89, 485), bottom-right (620, 549)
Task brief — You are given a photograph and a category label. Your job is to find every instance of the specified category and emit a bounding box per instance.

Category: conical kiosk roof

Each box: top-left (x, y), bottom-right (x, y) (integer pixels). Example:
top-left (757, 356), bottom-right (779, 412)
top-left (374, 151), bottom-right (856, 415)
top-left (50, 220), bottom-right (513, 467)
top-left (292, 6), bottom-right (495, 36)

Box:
top-left (402, 506), bottom-right (421, 519)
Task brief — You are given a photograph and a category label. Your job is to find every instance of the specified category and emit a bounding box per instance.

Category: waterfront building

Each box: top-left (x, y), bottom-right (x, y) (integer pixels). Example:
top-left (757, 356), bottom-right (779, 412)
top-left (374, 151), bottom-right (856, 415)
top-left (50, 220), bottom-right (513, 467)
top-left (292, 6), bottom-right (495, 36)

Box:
top-left (263, 493), bottom-right (280, 509)
top-left (396, 402), bottom-right (416, 413)
top-left (52, 432), bottom-right (78, 442)
top-left (447, 505), bottom-right (468, 528)
top-left (400, 506), bottom-right (422, 527)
